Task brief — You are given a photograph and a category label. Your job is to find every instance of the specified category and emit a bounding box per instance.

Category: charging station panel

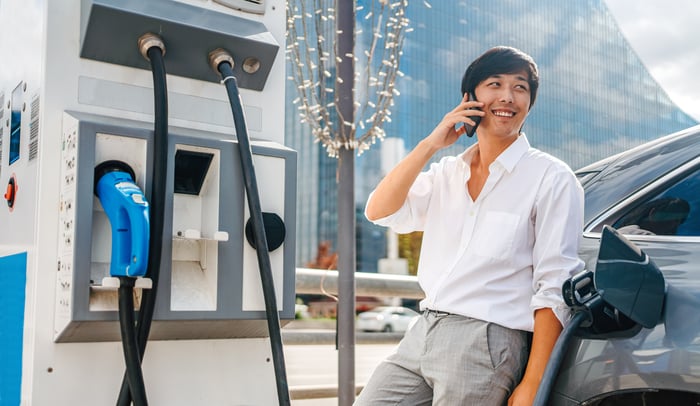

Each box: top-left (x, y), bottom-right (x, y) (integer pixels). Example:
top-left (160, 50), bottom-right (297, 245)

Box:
top-left (80, 0), bottom-right (278, 89)
top-left (3, 0), bottom-right (291, 402)
top-left (56, 111), bottom-right (296, 342)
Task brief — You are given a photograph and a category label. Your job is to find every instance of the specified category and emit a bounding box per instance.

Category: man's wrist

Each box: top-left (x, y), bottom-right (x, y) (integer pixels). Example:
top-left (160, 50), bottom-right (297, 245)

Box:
top-left (417, 138), bottom-right (441, 157)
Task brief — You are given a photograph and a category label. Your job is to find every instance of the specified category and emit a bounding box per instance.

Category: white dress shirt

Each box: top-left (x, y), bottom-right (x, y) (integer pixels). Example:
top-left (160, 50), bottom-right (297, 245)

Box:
top-left (366, 135), bottom-right (584, 331)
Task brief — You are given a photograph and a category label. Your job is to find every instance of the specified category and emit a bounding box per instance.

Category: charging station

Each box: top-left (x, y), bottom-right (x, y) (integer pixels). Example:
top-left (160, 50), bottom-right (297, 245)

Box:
top-left (0, 0), bottom-right (295, 404)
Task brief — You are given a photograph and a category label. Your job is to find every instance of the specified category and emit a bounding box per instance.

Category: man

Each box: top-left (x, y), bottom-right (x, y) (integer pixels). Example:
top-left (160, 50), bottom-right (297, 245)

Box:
top-left (355, 46), bottom-right (584, 405)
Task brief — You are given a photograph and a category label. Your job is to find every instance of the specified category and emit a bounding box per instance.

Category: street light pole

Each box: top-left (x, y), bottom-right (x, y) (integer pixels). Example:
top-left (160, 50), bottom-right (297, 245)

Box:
top-left (336, 0), bottom-right (356, 404)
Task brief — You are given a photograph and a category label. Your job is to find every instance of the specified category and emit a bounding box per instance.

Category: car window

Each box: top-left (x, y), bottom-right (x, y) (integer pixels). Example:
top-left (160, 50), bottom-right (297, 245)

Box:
top-left (581, 130), bottom-right (700, 225)
top-left (611, 167), bottom-right (700, 237)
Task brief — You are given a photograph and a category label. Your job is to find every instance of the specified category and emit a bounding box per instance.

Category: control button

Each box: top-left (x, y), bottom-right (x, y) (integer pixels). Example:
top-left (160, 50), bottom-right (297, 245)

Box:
top-left (5, 175), bottom-right (17, 210)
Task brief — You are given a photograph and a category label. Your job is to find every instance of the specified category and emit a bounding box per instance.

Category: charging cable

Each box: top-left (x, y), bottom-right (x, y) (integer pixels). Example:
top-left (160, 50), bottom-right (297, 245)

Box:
top-left (209, 48), bottom-right (291, 406)
top-left (116, 33), bottom-right (169, 406)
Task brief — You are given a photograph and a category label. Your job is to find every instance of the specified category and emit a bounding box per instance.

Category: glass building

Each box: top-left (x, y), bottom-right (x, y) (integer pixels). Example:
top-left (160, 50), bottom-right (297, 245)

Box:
top-left (286, 0), bottom-right (698, 272)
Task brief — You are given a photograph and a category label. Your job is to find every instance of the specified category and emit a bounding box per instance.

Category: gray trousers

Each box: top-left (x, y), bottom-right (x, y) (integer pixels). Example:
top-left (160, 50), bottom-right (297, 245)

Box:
top-left (354, 311), bottom-right (530, 406)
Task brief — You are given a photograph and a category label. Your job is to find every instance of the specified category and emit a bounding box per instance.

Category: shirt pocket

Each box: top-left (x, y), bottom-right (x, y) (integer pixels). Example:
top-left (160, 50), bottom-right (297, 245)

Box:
top-left (473, 211), bottom-right (520, 260)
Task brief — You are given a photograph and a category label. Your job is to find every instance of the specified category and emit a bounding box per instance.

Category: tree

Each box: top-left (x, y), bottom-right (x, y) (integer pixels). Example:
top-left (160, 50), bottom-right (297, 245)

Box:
top-left (286, 0), bottom-right (410, 157)
top-left (398, 231), bottom-right (423, 276)
top-left (305, 241), bottom-right (339, 270)
top-left (286, 1), bottom-right (410, 404)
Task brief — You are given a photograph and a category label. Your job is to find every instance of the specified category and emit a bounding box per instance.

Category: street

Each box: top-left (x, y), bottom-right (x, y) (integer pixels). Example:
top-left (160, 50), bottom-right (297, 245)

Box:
top-left (285, 342), bottom-right (397, 405)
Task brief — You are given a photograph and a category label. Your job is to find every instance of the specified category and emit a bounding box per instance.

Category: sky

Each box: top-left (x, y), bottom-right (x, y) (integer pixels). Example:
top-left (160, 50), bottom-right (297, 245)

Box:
top-left (604, 0), bottom-right (700, 121)
top-left (1, 1), bottom-right (699, 122)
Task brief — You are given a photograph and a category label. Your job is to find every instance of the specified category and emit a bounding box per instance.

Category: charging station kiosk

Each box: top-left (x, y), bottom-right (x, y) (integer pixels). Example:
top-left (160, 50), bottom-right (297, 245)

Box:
top-left (0, 0), bottom-right (295, 404)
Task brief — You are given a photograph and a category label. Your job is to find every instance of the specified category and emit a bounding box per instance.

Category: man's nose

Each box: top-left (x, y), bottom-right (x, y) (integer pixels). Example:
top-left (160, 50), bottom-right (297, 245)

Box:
top-left (499, 89), bottom-right (514, 103)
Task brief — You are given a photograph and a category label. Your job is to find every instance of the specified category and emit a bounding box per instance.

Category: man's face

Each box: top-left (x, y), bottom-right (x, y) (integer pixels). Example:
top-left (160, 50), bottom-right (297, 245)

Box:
top-left (472, 70), bottom-right (531, 139)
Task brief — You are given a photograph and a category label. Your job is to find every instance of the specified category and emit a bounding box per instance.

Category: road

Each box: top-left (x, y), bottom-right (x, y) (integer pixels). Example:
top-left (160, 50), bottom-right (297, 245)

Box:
top-left (283, 331), bottom-right (398, 405)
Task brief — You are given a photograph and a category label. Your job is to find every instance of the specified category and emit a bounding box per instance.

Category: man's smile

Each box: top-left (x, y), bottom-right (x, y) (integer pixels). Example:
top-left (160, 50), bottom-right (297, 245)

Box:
top-left (492, 109), bottom-right (516, 118)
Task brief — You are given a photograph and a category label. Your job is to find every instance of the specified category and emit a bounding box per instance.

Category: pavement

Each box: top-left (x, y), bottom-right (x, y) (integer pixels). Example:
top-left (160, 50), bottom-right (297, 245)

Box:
top-left (282, 318), bottom-right (401, 404)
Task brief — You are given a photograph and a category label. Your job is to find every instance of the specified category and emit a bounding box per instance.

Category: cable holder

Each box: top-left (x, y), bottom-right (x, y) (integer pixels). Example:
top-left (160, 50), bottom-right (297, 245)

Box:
top-left (138, 33), bottom-right (166, 61)
top-left (102, 277), bottom-right (153, 290)
top-left (208, 48), bottom-right (235, 74)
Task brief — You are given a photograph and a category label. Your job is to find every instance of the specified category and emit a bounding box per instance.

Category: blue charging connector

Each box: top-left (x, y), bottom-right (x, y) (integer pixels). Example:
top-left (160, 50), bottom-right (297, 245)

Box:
top-left (95, 161), bottom-right (150, 278)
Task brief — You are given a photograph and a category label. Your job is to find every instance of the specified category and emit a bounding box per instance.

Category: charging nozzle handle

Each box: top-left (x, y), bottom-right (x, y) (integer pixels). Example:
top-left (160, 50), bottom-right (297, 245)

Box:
top-left (96, 171), bottom-right (150, 278)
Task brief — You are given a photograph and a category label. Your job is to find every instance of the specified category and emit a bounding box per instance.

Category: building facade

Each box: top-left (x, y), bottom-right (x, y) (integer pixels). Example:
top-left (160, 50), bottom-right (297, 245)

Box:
top-left (286, 0), bottom-right (698, 272)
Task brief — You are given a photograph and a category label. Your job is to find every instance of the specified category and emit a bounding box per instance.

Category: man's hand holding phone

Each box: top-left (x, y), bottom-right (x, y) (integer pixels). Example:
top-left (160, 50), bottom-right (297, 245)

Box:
top-left (425, 93), bottom-right (484, 151)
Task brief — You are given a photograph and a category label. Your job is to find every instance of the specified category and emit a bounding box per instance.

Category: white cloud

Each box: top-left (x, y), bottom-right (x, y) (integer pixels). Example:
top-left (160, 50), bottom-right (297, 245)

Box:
top-left (604, 0), bottom-right (700, 121)
top-left (0, 1), bottom-right (43, 94)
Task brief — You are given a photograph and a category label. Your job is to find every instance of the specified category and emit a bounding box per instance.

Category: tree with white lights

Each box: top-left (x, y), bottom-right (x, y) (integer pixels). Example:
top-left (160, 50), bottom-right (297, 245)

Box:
top-left (285, 1), bottom-right (410, 404)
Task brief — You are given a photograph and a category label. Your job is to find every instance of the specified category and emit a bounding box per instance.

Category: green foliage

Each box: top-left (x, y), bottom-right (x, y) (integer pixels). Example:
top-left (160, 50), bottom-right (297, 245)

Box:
top-left (398, 231), bottom-right (423, 276)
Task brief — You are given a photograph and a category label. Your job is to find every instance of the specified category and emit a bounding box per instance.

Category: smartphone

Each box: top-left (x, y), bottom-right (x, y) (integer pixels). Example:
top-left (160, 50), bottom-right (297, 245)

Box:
top-left (462, 92), bottom-right (482, 138)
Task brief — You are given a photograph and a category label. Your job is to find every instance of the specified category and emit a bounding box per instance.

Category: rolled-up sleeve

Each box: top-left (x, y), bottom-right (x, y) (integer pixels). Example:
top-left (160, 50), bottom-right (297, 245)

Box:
top-left (364, 161), bottom-right (440, 234)
top-left (530, 167), bottom-right (585, 327)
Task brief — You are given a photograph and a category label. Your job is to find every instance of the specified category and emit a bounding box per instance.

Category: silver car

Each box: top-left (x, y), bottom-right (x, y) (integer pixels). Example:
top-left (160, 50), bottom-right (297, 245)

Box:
top-left (356, 306), bottom-right (420, 333)
top-left (550, 125), bottom-right (700, 405)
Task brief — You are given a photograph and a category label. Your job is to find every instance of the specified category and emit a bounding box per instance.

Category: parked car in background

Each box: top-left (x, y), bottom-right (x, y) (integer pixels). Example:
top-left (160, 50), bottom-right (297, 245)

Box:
top-left (356, 306), bottom-right (419, 333)
top-left (551, 125), bottom-right (700, 405)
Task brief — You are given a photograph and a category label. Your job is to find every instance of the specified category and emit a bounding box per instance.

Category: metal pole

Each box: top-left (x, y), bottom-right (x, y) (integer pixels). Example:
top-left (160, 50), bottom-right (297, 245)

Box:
top-left (337, 147), bottom-right (356, 405)
top-left (336, 0), bottom-right (356, 404)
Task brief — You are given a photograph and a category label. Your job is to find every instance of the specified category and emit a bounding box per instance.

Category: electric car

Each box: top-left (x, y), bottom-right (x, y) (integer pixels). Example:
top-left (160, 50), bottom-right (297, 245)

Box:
top-left (550, 125), bottom-right (700, 405)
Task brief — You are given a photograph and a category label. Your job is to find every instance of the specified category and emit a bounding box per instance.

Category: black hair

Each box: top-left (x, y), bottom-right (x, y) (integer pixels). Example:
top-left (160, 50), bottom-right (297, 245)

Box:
top-left (460, 46), bottom-right (539, 109)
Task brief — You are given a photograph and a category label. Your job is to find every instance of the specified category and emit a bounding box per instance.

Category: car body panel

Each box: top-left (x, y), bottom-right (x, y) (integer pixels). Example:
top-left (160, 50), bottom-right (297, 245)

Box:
top-left (553, 234), bottom-right (700, 403)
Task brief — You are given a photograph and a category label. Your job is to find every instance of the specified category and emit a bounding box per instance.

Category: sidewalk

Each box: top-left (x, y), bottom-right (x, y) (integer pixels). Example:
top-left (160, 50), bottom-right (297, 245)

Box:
top-left (283, 319), bottom-right (336, 330)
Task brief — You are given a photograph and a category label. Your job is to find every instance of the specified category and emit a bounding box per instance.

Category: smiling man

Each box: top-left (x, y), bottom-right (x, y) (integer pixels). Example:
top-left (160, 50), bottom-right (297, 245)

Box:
top-left (356, 46), bottom-right (585, 405)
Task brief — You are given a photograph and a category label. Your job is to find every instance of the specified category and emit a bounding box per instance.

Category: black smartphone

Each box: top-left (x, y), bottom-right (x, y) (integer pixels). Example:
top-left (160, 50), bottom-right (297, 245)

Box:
top-left (462, 92), bottom-right (482, 137)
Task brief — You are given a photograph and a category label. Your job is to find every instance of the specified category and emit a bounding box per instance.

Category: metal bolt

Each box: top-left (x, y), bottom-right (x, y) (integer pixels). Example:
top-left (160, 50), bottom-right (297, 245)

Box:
top-left (242, 57), bottom-right (261, 74)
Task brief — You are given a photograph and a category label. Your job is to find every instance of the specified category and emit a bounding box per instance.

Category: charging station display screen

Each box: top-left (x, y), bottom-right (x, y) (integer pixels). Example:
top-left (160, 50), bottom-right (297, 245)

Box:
top-left (9, 83), bottom-right (22, 165)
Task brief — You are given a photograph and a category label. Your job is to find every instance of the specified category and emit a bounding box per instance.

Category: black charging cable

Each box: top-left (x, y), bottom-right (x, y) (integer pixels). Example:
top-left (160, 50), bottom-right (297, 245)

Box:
top-left (210, 49), bottom-right (291, 406)
top-left (117, 277), bottom-right (149, 405)
top-left (532, 311), bottom-right (587, 406)
top-left (533, 270), bottom-right (602, 406)
top-left (117, 34), bottom-right (169, 406)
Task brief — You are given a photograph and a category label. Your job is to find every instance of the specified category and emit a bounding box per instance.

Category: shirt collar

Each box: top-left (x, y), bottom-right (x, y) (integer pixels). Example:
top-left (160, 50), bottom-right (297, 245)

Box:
top-left (497, 133), bottom-right (530, 173)
top-left (460, 133), bottom-right (530, 174)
